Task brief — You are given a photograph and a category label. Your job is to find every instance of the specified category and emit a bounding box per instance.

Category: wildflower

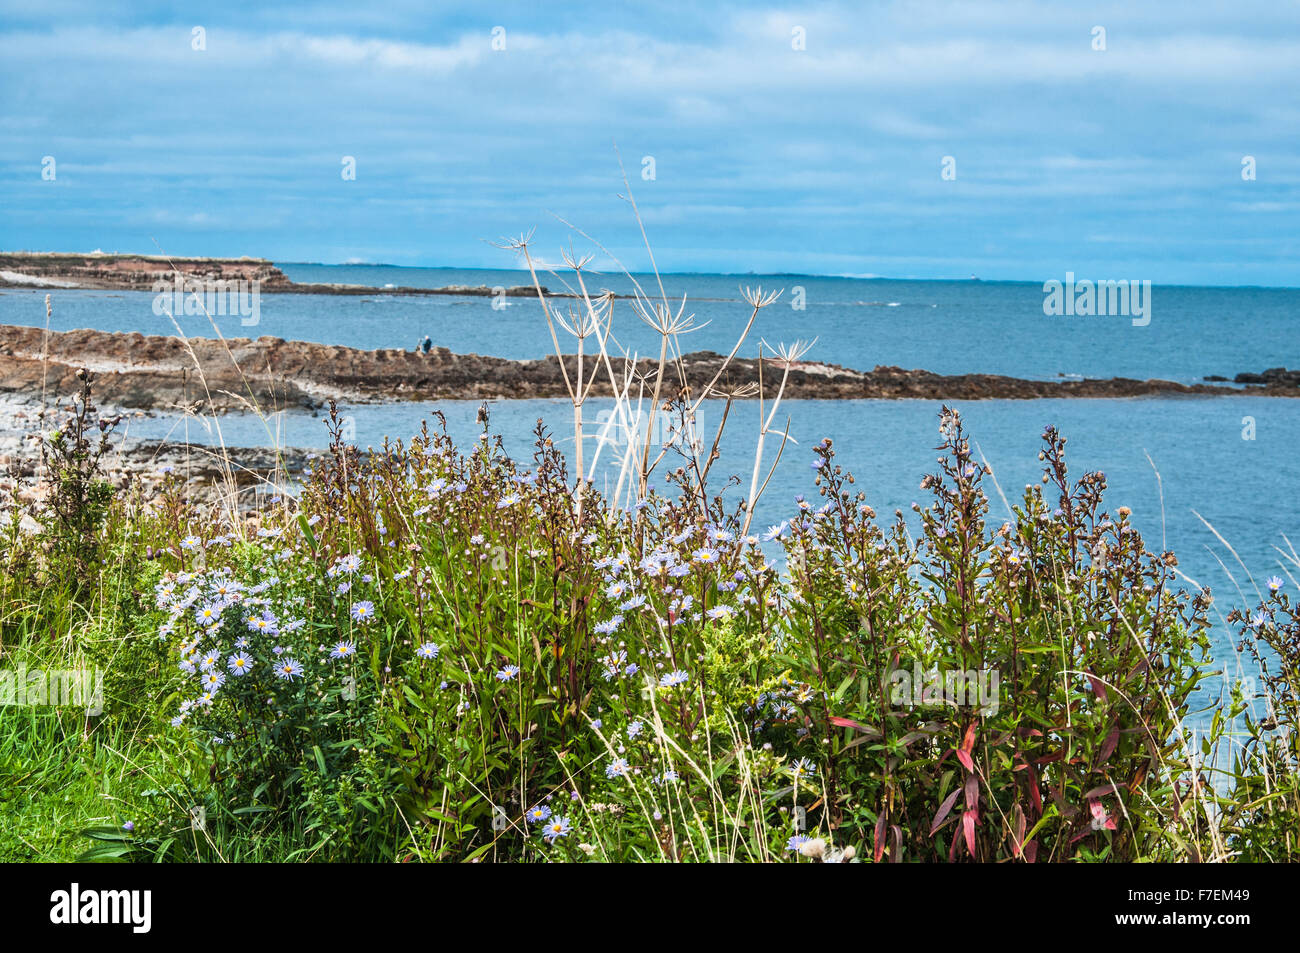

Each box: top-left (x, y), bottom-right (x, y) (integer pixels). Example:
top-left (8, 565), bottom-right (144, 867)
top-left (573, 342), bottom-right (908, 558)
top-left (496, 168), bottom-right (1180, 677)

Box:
top-left (247, 611), bottom-right (279, 635)
top-left (195, 603), bottom-right (223, 626)
top-left (620, 594), bottom-right (647, 611)
top-left (542, 816), bottom-right (572, 843)
top-left (416, 642), bottom-right (440, 660)
top-left (227, 652), bottom-right (254, 676)
top-left (659, 670), bottom-right (689, 688)
top-left (705, 605), bottom-right (734, 622)
top-left (627, 720), bottom-right (643, 739)
top-left (497, 492), bottom-right (520, 508)
top-left (692, 547), bottom-right (720, 565)
top-left (198, 650), bottom-right (221, 672)
top-left (201, 670), bottom-right (226, 692)
top-left (1267, 575), bottom-right (1284, 593)
top-left (604, 580), bottom-right (629, 600)
top-left (210, 579), bottom-right (242, 600)
top-left (798, 838), bottom-right (827, 859)
top-left (337, 554), bottom-right (362, 574)
top-left (594, 616), bottom-right (623, 635)
top-left (274, 658), bottom-right (305, 681)
top-left (789, 757), bottom-right (817, 780)
top-left (763, 521), bottom-right (788, 541)
top-left (496, 664), bottom-right (520, 681)
top-left (350, 601), bottom-right (377, 623)
top-left (526, 805), bottom-right (552, 825)
top-left (180, 535), bottom-right (201, 551)
top-left (330, 640), bottom-right (357, 660)
top-left (786, 834), bottom-right (810, 853)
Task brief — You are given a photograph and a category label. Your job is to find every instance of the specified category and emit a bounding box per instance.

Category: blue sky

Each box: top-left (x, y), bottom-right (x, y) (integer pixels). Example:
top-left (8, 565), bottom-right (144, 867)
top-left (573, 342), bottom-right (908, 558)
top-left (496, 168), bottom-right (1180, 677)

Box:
top-left (1, 1), bottom-right (1297, 284)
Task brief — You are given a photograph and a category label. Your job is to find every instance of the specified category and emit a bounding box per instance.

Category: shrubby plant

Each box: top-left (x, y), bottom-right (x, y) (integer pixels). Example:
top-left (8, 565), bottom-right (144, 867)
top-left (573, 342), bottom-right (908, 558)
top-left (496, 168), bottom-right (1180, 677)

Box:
top-left (60, 398), bottom-right (1258, 863)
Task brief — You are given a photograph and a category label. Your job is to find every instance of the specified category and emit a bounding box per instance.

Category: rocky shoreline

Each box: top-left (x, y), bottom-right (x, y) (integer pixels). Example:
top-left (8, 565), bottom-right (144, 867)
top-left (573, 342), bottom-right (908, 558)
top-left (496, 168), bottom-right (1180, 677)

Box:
top-left (2, 323), bottom-right (1298, 414)
top-left (0, 406), bottom-right (314, 511)
top-left (0, 252), bottom-right (541, 298)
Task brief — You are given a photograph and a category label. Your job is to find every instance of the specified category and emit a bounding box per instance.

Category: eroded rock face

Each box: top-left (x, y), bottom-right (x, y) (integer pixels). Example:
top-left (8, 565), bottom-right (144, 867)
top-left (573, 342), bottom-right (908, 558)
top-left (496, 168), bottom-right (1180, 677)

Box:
top-left (1, 323), bottom-right (1295, 414)
top-left (0, 253), bottom-right (290, 289)
top-left (0, 253), bottom-right (540, 297)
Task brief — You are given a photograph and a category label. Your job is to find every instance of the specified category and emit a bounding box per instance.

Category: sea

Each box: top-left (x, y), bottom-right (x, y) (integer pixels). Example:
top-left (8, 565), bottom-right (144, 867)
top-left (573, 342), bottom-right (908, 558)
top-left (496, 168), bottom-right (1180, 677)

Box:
top-left (3, 265), bottom-right (1299, 710)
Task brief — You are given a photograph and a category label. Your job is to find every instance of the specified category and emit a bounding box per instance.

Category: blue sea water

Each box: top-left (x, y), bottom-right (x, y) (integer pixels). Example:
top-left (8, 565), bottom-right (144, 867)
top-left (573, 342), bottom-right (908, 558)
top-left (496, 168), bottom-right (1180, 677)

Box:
top-left (4, 265), bottom-right (1298, 698)
top-left (3, 265), bottom-right (1298, 382)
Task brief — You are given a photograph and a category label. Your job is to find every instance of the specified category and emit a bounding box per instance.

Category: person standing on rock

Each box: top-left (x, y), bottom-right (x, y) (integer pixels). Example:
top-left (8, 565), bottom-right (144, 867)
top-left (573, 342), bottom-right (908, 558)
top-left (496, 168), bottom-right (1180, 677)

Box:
top-left (422, 336), bottom-right (432, 354)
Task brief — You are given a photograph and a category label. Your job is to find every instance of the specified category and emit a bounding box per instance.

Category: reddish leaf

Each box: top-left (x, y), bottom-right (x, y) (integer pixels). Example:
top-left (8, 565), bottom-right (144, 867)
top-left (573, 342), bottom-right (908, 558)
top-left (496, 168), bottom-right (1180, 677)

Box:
top-left (961, 721), bottom-right (978, 754)
top-left (1084, 782), bottom-right (1119, 800)
top-left (1088, 799), bottom-right (1118, 831)
top-left (1024, 839), bottom-right (1038, 863)
top-left (962, 811), bottom-right (977, 857)
top-left (1012, 803), bottom-right (1027, 858)
top-left (1097, 724), bottom-right (1120, 766)
top-left (1086, 673), bottom-right (1107, 701)
top-left (890, 824), bottom-right (903, 863)
top-left (956, 748), bottom-right (974, 772)
top-left (1027, 767), bottom-right (1043, 816)
top-left (930, 786), bottom-right (962, 836)
top-left (873, 813), bottom-right (887, 863)
top-left (829, 716), bottom-right (880, 737)
top-left (964, 772), bottom-right (980, 812)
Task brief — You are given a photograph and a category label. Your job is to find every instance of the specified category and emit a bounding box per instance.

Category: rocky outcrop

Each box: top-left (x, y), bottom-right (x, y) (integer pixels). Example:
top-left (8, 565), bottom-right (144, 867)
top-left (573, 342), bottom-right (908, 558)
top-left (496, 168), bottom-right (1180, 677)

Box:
top-left (0, 253), bottom-right (541, 297)
top-left (1231, 367), bottom-right (1300, 387)
top-left (2, 324), bottom-right (1295, 413)
top-left (0, 253), bottom-right (290, 289)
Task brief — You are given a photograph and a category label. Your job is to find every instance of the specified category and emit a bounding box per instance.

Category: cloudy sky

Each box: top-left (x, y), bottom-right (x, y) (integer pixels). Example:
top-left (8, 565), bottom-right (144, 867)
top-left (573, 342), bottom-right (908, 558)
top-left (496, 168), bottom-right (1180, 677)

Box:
top-left (1, 1), bottom-right (1297, 284)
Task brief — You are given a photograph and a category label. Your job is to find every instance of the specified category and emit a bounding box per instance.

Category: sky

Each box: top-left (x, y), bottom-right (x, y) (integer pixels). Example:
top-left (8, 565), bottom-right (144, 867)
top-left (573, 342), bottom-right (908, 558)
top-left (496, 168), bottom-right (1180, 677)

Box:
top-left (1, 1), bottom-right (1298, 285)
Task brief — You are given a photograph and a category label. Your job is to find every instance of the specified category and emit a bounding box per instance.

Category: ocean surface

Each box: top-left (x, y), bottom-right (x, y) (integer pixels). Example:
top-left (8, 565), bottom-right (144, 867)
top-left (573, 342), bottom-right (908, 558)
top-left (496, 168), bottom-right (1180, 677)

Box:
top-left (3, 265), bottom-right (1299, 382)
top-left (4, 265), bottom-right (1299, 710)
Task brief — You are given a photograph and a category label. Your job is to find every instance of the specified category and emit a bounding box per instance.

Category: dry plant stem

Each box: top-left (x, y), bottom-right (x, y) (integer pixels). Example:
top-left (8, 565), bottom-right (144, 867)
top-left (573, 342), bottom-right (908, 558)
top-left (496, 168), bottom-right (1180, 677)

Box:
top-left (741, 356), bottom-right (795, 538)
